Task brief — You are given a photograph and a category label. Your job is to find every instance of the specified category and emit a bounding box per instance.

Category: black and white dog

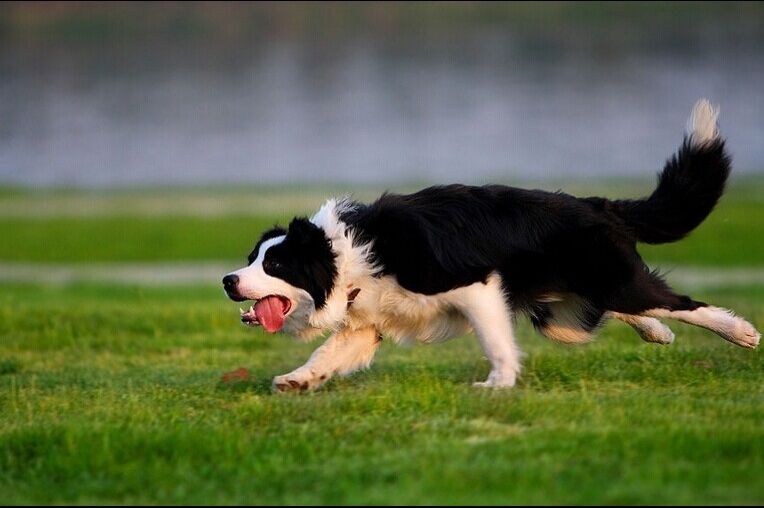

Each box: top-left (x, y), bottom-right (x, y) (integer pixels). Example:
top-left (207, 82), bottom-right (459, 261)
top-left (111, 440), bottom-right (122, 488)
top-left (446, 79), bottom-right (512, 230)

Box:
top-left (223, 99), bottom-right (760, 392)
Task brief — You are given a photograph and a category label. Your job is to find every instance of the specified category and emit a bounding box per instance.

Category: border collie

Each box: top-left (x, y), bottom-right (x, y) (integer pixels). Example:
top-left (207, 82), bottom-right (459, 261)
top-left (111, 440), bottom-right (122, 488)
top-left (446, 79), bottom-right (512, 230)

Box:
top-left (223, 99), bottom-right (760, 392)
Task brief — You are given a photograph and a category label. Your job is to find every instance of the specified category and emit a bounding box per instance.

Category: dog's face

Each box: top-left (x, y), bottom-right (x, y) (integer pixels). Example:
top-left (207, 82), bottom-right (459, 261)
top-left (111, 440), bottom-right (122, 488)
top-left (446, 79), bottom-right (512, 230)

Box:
top-left (223, 218), bottom-right (338, 337)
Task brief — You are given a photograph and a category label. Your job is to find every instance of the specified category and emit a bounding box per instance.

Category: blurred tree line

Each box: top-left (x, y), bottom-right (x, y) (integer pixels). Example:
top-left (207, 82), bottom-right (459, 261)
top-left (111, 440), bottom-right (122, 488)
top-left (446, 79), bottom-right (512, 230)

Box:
top-left (1, 1), bottom-right (763, 44)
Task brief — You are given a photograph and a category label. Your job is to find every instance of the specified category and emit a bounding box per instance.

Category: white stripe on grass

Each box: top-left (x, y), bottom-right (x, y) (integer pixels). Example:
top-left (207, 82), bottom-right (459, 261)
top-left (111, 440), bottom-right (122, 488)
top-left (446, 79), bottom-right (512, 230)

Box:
top-left (0, 262), bottom-right (234, 286)
top-left (1, 262), bottom-right (764, 290)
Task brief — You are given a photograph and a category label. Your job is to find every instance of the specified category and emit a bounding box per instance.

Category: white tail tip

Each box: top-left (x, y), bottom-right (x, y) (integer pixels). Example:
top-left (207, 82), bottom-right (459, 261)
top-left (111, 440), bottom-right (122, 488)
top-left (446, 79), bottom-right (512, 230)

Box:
top-left (686, 98), bottom-right (720, 147)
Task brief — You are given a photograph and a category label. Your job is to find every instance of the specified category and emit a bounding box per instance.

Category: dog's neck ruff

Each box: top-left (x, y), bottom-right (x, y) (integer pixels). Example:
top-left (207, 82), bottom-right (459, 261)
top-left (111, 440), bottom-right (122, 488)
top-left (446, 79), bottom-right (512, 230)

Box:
top-left (301, 198), bottom-right (376, 336)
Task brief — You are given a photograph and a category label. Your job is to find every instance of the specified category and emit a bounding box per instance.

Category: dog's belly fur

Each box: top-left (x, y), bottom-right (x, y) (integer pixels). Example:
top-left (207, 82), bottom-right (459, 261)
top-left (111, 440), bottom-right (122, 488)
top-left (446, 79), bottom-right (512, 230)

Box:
top-left (349, 275), bottom-right (606, 346)
top-left (347, 274), bottom-right (474, 344)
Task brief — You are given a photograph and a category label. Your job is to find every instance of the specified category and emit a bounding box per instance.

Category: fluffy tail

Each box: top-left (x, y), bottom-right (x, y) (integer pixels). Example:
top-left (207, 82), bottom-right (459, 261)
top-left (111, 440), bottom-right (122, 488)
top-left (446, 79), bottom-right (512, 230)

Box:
top-left (610, 99), bottom-right (732, 244)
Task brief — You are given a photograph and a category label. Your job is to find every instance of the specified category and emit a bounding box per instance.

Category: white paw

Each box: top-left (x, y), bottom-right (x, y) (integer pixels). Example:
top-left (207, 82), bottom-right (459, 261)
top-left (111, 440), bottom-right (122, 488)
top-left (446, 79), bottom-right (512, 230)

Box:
top-left (472, 369), bottom-right (517, 389)
top-left (640, 321), bottom-right (676, 345)
top-left (729, 319), bottom-right (761, 349)
top-left (272, 369), bottom-right (330, 393)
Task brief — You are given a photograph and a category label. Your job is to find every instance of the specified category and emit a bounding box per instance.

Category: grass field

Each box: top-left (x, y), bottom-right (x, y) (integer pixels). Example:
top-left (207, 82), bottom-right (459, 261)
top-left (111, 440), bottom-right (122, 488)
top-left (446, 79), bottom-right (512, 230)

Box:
top-left (1, 180), bottom-right (763, 505)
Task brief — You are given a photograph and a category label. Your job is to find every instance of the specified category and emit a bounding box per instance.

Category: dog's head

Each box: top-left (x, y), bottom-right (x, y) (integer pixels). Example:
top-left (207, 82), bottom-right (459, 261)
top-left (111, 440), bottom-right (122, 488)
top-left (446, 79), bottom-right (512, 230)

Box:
top-left (223, 217), bottom-right (338, 338)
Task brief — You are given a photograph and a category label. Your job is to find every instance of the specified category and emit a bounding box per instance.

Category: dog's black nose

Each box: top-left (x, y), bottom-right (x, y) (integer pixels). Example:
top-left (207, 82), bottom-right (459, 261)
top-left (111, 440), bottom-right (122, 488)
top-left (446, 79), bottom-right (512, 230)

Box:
top-left (222, 274), bottom-right (239, 293)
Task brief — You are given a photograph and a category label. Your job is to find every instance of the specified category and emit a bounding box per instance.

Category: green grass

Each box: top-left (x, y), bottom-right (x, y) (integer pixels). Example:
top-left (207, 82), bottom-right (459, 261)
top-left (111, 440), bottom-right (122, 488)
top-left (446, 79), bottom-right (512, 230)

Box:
top-left (638, 198), bottom-right (764, 266)
top-left (0, 215), bottom-right (279, 263)
top-left (2, 179), bottom-right (764, 266)
top-left (1, 283), bottom-right (762, 505)
top-left (0, 183), bottom-right (763, 505)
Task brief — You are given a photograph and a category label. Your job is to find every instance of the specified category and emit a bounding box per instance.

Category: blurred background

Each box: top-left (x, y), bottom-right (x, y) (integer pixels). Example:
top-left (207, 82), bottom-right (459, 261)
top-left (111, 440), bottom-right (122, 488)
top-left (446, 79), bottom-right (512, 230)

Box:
top-left (1, 1), bottom-right (763, 189)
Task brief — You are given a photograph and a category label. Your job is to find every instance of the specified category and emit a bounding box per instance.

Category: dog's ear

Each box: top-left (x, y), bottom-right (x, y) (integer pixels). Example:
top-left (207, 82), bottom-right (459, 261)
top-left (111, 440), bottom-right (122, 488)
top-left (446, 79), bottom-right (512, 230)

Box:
top-left (287, 217), bottom-right (313, 235)
top-left (287, 218), bottom-right (330, 247)
top-left (262, 225), bottom-right (287, 240)
top-left (284, 218), bottom-right (337, 308)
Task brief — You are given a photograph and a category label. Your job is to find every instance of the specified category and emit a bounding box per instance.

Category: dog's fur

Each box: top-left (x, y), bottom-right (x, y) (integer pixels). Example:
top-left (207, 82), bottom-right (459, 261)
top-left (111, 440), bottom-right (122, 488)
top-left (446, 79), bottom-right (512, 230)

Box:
top-left (223, 99), bottom-right (760, 392)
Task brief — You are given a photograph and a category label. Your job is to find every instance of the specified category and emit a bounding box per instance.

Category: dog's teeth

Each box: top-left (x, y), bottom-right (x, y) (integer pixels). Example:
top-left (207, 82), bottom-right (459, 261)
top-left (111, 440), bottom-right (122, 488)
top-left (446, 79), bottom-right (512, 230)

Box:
top-left (249, 305), bottom-right (255, 313)
top-left (239, 307), bottom-right (245, 314)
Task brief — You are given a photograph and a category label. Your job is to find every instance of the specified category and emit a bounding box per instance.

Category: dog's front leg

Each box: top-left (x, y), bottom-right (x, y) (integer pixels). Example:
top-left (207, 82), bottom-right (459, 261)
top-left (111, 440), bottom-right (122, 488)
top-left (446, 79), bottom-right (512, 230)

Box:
top-left (273, 325), bottom-right (381, 393)
top-left (456, 274), bottom-right (522, 388)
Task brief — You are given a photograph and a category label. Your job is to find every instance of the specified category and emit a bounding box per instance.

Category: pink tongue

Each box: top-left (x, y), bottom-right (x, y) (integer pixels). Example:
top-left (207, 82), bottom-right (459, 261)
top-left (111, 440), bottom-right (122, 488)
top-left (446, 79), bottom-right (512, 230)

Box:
top-left (254, 296), bottom-right (287, 333)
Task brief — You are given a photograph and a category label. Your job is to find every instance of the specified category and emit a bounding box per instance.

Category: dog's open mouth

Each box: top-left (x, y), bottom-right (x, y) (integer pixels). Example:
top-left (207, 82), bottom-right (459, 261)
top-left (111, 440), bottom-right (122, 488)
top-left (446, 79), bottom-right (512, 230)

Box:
top-left (239, 295), bottom-right (292, 333)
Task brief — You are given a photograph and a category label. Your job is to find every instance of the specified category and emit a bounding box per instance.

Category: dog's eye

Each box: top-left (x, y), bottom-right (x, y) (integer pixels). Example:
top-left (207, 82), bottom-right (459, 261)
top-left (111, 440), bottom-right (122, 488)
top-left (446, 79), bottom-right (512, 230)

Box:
top-left (263, 259), bottom-right (282, 270)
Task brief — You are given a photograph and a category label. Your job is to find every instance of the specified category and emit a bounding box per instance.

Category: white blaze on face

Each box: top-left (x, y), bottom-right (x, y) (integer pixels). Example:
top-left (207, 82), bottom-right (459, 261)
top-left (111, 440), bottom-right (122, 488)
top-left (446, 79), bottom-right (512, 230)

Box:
top-left (229, 235), bottom-right (286, 295)
top-left (225, 235), bottom-right (301, 333)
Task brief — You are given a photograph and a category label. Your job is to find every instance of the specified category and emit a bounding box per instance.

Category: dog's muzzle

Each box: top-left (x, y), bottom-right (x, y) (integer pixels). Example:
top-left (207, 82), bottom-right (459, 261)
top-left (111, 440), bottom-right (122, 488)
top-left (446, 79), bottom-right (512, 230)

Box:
top-left (222, 274), bottom-right (246, 302)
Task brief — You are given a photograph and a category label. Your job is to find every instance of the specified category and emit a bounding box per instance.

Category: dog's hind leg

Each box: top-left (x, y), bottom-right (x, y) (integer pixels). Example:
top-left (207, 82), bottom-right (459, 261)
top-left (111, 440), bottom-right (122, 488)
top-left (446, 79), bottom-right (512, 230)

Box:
top-left (641, 306), bottom-right (760, 349)
top-left (530, 293), bottom-right (605, 344)
top-left (273, 325), bottom-right (381, 393)
top-left (602, 267), bottom-right (759, 348)
top-left (611, 312), bottom-right (676, 344)
top-left (453, 274), bottom-right (522, 389)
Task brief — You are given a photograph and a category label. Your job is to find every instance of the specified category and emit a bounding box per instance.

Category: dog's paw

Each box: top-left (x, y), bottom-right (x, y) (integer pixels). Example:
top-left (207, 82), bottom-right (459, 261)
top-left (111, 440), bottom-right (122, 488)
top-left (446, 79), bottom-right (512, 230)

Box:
top-left (473, 369), bottom-right (517, 389)
top-left (727, 318), bottom-right (761, 349)
top-left (638, 319), bottom-right (675, 345)
top-left (272, 370), bottom-right (329, 393)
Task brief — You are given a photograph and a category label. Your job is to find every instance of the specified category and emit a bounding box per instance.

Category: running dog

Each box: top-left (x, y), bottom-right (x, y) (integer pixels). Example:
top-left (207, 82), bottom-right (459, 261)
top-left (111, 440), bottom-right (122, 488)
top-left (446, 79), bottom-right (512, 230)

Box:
top-left (223, 99), bottom-right (760, 392)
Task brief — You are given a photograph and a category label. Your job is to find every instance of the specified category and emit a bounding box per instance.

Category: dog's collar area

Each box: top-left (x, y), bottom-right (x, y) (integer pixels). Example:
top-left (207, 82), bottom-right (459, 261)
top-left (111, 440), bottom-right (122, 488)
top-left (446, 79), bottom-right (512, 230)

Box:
top-left (347, 287), bottom-right (361, 309)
